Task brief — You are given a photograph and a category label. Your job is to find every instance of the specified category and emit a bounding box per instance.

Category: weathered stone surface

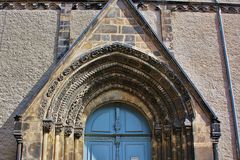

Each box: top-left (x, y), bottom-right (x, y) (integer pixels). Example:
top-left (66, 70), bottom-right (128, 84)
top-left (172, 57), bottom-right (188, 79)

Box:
top-left (28, 142), bottom-right (41, 158)
top-left (75, 1), bottom-right (159, 55)
top-left (96, 24), bottom-right (118, 33)
top-left (106, 8), bottom-right (120, 18)
top-left (139, 9), bottom-right (162, 39)
top-left (171, 12), bottom-right (234, 160)
top-left (102, 34), bottom-right (110, 41)
top-left (0, 10), bottom-right (58, 159)
top-left (70, 10), bottom-right (100, 43)
top-left (222, 14), bottom-right (240, 126)
top-left (89, 34), bottom-right (101, 41)
top-left (125, 35), bottom-right (135, 42)
top-left (1, 0), bottom-right (240, 159)
top-left (122, 26), bottom-right (144, 34)
top-left (111, 35), bottom-right (124, 41)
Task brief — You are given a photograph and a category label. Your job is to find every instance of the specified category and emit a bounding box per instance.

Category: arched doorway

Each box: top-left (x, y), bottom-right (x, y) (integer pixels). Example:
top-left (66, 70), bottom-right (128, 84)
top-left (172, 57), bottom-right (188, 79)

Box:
top-left (84, 103), bottom-right (151, 160)
top-left (15, 44), bottom-right (214, 160)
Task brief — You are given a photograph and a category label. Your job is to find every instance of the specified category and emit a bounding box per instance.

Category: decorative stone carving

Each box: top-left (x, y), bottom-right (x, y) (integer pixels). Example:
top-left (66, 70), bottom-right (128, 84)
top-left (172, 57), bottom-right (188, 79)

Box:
top-left (1, 1), bottom-right (240, 14)
top-left (14, 115), bottom-right (23, 143)
top-left (168, 3), bottom-right (240, 14)
top-left (163, 124), bottom-right (172, 137)
top-left (55, 123), bottom-right (63, 135)
top-left (0, 2), bottom-right (61, 10)
top-left (74, 127), bottom-right (83, 139)
top-left (43, 119), bottom-right (53, 133)
top-left (39, 43), bottom-right (193, 133)
top-left (211, 120), bottom-right (221, 143)
top-left (72, 2), bottom-right (106, 10)
top-left (154, 123), bottom-right (162, 139)
top-left (64, 126), bottom-right (73, 137)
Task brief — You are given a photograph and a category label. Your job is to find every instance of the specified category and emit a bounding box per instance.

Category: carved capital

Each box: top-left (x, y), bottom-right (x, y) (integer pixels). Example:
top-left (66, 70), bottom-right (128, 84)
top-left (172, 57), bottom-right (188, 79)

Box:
top-left (43, 119), bottom-right (53, 133)
top-left (154, 123), bottom-right (162, 139)
top-left (74, 127), bottom-right (83, 139)
top-left (55, 123), bottom-right (63, 135)
top-left (211, 120), bottom-right (221, 143)
top-left (163, 124), bottom-right (172, 137)
top-left (13, 115), bottom-right (23, 144)
top-left (64, 126), bottom-right (73, 137)
top-left (13, 132), bottom-right (23, 144)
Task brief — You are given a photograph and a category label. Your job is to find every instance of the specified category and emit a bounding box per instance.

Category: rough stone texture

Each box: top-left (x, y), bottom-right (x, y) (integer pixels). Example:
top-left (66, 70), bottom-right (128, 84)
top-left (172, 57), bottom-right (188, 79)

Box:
top-left (193, 100), bottom-right (213, 160)
top-left (156, 0), bottom-right (240, 3)
top-left (0, 10), bottom-right (58, 159)
top-left (0, 1), bottom-right (240, 160)
top-left (76, 1), bottom-right (160, 58)
top-left (70, 10), bottom-right (100, 43)
top-left (171, 12), bottom-right (235, 159)
top-left (139, 7), bottom-right (162, 40)
top-left (220, 0), bottom-right (240, 3)
top-left (222, 14), bottom-right (240, 126)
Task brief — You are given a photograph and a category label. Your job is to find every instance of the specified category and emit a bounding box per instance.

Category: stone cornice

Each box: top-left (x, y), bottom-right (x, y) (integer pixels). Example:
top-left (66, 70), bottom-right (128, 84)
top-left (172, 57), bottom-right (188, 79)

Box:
top-left (1, 0), bottom-right (240, 13)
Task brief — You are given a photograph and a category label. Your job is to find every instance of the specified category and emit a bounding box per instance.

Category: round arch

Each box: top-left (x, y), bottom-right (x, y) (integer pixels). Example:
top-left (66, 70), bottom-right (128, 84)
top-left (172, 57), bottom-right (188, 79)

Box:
top-left (40, 43), bottom-right (195, 160)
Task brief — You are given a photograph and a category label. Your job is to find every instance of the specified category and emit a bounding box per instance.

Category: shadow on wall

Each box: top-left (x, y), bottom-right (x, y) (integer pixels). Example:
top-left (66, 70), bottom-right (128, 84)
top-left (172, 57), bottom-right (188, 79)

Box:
top-left (0, 11), bottom-right (60, 159)
top-left (0, 61), bottom-right (59, 160)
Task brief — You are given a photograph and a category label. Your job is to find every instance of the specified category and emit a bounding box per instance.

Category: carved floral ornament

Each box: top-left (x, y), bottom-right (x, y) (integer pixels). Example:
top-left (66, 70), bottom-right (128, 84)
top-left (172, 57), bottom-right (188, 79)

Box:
top-left (1, 1), bottom-right (240, 14)
top-left (40, 43), bottom-right (193, 135)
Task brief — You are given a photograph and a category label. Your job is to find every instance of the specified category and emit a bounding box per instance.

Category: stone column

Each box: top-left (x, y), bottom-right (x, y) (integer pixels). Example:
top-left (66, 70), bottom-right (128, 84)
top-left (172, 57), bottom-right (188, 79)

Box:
top-left (155, 123), bottom-right (162, 160)
top-left (184, 119), bottom-right (194, 160)
top-left (163, 124), bottom-right (172, 160)
top-left (64, 126), bottom-right (74, 160)
top-left (175, 127), bottom-right (182, 160)
top-left (42, 119), bottom-right (53, 160)
top-left (74, 127), bottom-right (83, 160)
top-left (14, 115), bottom-right (23, 160)
top-left (211, 120), bottom-right (221, 160)
top-left (54, 123), bottom-right (63, 160)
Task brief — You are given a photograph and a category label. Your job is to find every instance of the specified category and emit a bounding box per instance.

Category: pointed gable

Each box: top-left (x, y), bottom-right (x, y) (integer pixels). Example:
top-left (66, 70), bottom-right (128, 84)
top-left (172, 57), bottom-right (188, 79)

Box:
top-left (72, 0), bottom-right (160, 59)
top-left (19, 0), bottom-right (218, 123)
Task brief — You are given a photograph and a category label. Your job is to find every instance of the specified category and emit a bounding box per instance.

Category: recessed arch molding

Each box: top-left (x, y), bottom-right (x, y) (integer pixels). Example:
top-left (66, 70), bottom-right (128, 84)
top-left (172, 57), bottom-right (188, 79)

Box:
top-left (13, 43), bottom-right (221, 160)
top-left (37, 43), bottom-right (197, 159)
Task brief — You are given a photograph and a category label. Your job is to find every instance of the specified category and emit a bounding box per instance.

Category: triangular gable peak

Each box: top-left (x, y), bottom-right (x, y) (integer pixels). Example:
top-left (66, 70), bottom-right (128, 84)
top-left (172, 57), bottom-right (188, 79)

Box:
top-left (80, 0), bottom-right (160, 56)
top-left (19, 0), bottom-right (218, 123)
top-left (70, 0), bottom-right (163, 62)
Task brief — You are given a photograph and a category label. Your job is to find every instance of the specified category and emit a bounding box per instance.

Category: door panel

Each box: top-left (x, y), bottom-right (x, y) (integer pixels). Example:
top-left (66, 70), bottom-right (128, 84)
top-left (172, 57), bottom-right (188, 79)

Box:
top-left (85, 141), bottom-right (114, 160)
top-left (85, 106), bottom-right (115, 134)
top-left (125, 111), bottom-right (143, 132)
top-left (120, 139), bottom-right (150, 160)
top-left (84, 104), bottom-right (151, 160)
top-left (119, 106), bottom-right (150, 134)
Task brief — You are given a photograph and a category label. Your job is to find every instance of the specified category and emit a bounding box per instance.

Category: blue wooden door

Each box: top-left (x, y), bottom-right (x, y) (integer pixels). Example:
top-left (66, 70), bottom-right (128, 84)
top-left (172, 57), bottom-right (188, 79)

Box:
top-left (84, 104), bottom-right (151, 160)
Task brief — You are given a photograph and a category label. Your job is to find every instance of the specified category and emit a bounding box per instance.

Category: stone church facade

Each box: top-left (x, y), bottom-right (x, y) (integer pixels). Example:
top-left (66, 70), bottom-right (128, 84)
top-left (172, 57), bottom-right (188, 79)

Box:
top-left (0, 0), bottom-right (239, 160)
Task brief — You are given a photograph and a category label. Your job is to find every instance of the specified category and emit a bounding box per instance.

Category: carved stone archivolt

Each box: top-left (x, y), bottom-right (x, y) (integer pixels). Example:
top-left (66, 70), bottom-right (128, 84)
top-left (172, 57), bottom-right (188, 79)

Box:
top-left (40, 44), bottom-right (193, 127)
top-left (38, 43), bottom-right (195, 159)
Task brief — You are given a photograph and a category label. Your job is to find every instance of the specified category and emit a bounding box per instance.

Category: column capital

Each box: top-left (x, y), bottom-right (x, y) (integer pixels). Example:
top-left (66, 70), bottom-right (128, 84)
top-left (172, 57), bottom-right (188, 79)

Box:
top-left (211, 120), bottom-right (221, 143)
top-left (74, 127), bottom-right (83, 139)
top-left (55, 123), bottom-right (63, 135)
top-left (43, 119), bottom-right (53, 133)
top-left (64, 125), bottom-right (73, 137)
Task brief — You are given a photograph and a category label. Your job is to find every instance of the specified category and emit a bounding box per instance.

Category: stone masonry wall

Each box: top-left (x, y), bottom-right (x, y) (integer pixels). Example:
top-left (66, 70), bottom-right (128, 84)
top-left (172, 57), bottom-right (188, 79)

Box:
top-left (171, 11), bottom-right (237, 159)
top-left (75, 1), bottom-right (160, 60)
top-left (223, 14), bottom-right (240, 125)
top-left (0, 10), bottom-right (58, 159)
top-left (70, 10), bottom-right (100, 43)
top-left (0, 2), bottom-right (240, 160)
